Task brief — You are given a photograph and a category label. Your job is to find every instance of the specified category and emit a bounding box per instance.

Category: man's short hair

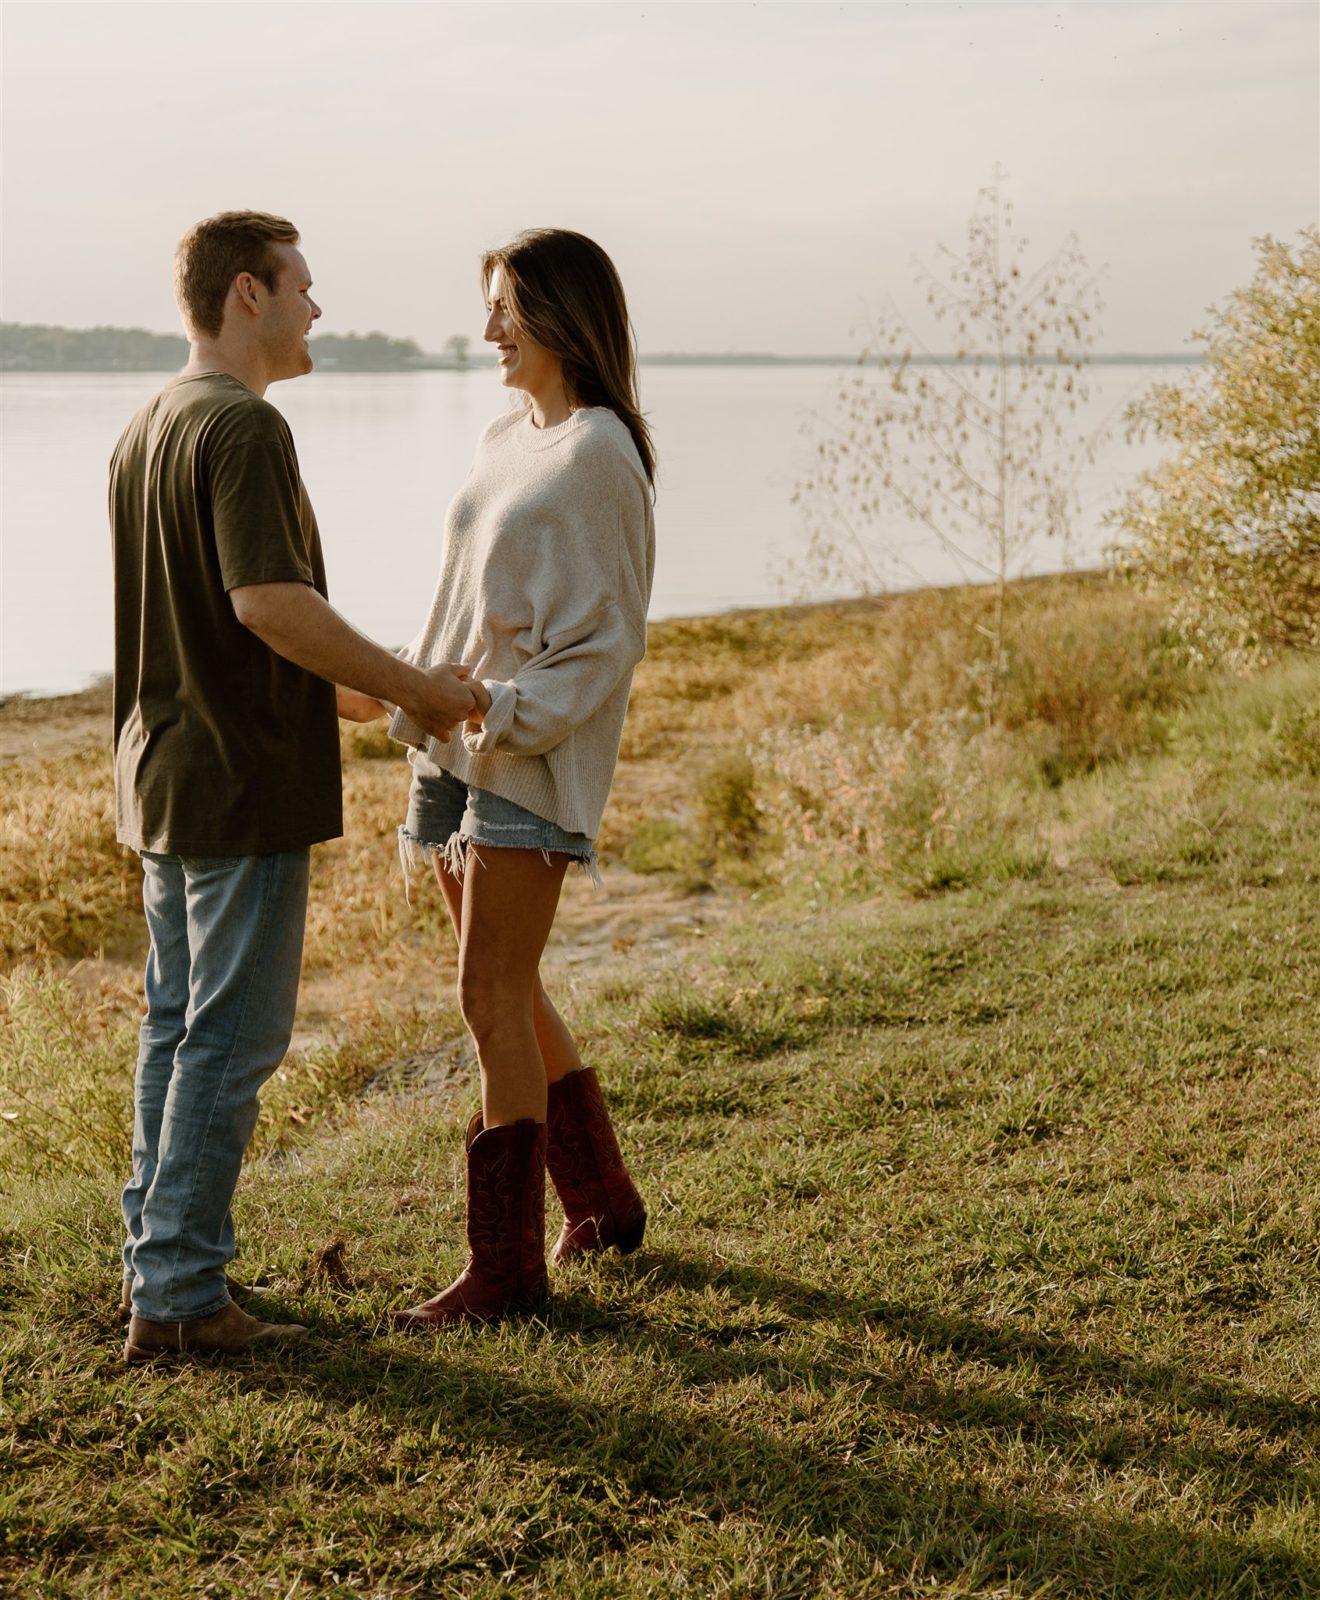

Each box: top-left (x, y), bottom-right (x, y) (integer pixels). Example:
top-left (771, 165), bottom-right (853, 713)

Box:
top-left (174, 211), bottom-right (300, 339)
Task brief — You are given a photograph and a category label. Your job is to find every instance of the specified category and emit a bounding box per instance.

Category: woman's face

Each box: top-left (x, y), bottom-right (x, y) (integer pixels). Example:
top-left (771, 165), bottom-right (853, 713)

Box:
top-left (484, 265), bottom-right (564, 401)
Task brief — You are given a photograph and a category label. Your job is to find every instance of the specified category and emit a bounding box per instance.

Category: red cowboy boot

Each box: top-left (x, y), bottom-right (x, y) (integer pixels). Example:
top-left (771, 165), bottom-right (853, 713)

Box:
top-left (546, 1068), bottom-right (647, 1264)
top-left (391, 1113), bottom-right (549, 1328)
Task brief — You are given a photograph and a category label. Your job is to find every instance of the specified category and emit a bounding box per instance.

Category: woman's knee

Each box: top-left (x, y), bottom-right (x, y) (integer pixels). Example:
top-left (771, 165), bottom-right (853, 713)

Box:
top-left (457, 963), bottom-right (529, 1041)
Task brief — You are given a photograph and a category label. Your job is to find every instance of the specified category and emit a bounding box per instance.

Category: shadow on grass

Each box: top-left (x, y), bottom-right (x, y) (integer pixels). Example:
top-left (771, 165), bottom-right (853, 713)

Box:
top-left (7, 1259), bottom-right (1317, 1594)
top-left (620, 1254), bottom-right (1318, 1433)
top-left (210, 1255), bottom-right (1320, 1596)
top-left (632, 1250), bottom-right (1320, 1437)
top-left (859, 1295), bottom-right (1320, 1439)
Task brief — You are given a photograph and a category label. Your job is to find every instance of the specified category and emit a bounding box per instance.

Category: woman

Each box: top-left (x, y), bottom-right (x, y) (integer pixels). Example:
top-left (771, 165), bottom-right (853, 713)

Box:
top-left (388, 229), bottom-right (655, 1328)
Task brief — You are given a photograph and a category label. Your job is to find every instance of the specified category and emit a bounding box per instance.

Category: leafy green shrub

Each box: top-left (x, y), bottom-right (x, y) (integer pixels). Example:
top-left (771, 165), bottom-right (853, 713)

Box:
top-left (1113, 228), bottom-right (1320, 665)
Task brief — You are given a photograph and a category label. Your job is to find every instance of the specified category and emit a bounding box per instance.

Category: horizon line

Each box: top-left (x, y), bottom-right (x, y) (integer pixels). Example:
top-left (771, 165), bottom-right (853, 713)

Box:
top-left (0, 320), bottom-right (1201, 366)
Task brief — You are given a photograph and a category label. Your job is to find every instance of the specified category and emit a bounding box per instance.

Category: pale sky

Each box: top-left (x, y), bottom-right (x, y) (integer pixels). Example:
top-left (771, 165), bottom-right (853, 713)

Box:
top-left (2, 0), bottom-right (1316, 354)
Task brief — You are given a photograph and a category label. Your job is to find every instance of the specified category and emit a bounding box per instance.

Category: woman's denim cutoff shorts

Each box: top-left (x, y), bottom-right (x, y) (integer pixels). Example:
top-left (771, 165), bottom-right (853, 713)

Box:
top-left (398, 758), bottom-right (600, 898)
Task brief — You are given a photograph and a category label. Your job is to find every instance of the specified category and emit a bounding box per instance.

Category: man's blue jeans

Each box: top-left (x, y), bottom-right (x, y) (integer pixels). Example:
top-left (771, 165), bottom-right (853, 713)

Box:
top-left (122, 850), bottom-right (309, 1323)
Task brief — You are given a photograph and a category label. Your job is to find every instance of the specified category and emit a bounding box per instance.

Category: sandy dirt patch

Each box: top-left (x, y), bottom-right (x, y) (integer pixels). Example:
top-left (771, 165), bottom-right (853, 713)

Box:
top-left (0, 683), bottom-right (112, 764)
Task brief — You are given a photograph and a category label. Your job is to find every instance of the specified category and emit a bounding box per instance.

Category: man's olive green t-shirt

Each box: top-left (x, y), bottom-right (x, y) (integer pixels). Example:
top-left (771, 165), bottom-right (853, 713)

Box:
top-left (110, 372), bottom-right (342, 855)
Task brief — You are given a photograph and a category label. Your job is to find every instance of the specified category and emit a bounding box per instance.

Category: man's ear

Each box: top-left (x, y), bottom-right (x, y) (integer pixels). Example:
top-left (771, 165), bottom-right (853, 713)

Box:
top-left (231, 272), bottom-right (263, 319)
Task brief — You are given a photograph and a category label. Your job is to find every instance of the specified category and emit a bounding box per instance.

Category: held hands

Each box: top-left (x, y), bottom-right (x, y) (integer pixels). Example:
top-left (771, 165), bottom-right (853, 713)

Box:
top-left (465, 679), bottom-right (493, 733)
top-left (403, 662), bottom-right (478, 743)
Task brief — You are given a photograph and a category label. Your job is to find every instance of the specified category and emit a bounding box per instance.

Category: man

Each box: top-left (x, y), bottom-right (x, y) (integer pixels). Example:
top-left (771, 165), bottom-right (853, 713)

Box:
top-left (112, 210), bottom-right (473, 1362)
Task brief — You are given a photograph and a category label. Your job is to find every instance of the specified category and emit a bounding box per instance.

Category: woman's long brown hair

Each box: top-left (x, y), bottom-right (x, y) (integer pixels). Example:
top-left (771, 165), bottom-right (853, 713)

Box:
top-left (482, 229), bottom-right (655, 488)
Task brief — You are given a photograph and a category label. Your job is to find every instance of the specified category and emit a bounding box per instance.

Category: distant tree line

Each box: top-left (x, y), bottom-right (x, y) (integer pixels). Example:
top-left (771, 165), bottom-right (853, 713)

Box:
top-left (2, 321), bottom-right (1190, 374)
top-left (307, 331), bottom-right (425, 369)
top-left (0, 324), bottom-right (477, 371)
top-left (1, 322), bottom-right (189, 370)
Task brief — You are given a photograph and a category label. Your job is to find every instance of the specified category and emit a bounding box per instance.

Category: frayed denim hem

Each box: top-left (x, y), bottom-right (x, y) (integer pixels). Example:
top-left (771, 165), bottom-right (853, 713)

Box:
top-left (397, 826), bottom-right (601, 903)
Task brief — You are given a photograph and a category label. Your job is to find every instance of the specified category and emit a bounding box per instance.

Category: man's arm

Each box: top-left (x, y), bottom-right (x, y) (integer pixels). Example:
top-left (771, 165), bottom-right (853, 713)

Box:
top-left (230, 581), bottom-right (473, 742)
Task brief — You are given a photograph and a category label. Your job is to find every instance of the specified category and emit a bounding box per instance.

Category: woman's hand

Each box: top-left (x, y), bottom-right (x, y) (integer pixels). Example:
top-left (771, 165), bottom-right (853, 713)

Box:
top-left (465, 679), bottom-right (493, 732)
top-left (336, 686), bottom-right (388, 722)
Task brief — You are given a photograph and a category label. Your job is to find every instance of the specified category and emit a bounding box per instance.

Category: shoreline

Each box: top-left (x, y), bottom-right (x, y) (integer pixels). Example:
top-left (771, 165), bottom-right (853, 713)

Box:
top-left (0, 678), bottom-right (113, 764)
top-left (0, 570), bottom-right (1111, 715)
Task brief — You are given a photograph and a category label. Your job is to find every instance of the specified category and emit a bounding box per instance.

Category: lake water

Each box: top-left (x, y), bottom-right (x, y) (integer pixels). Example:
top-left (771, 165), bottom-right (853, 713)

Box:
top-left (0, 363), bottom-right (1187, 695)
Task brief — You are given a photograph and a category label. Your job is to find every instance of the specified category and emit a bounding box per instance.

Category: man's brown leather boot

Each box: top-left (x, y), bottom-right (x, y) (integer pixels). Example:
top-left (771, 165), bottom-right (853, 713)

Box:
top-left (122, 1301), bottom-right (308, 1364)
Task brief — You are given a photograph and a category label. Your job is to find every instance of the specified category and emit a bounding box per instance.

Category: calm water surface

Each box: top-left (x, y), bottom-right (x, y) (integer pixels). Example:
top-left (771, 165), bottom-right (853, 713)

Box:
top-left (1, 364), bottom-right (1183, 694)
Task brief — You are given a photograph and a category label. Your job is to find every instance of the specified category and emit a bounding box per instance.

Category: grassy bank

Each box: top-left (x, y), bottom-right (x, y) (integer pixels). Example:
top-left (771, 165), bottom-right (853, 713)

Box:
top-left (3, 575), bottom-right (1320, 1596)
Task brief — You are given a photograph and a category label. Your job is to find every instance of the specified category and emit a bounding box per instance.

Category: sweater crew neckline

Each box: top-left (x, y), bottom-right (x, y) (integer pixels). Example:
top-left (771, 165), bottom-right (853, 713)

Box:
top-left (517, 407), bottom-right (598, 452)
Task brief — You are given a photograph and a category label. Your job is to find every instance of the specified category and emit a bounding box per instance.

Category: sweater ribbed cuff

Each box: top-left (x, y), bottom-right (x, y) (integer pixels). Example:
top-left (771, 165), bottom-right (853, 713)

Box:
top-left (461, 680), bottom-right (516, 754)
top-left (389, 704), bottom-right (425, 749)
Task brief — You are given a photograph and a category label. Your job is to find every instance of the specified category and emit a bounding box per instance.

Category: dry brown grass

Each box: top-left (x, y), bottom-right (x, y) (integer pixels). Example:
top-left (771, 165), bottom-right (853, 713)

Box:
top-left (0, 745), bottom-right (140, 964)
top-left (628, 574), bottom-right (1195, 761)
top-left (0, 571), bottom-right (1199, 977)
top-left (611, 573), bottom-right (1202, 888)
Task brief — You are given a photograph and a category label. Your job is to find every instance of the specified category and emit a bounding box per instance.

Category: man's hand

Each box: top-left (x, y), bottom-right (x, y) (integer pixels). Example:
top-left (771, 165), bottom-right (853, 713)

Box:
top-left (336, 686), bottom-right (387, 722)
top-left (465, 679), bottom-right (493, 733)
top-left (398, 662), bottom-right (477, 744)
top-left (229, 583), bottom-right (476, 745)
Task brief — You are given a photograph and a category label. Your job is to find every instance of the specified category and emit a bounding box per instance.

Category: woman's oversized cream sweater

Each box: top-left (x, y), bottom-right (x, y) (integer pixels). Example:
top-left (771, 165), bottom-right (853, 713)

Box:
top-left (389, 405), bottom-right (655, 838)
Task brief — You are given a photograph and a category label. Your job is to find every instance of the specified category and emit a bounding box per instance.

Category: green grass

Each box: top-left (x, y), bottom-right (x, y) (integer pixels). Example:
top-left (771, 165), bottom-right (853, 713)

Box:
top-left (7, 830), bottom-right (1320, 1592)
top-left (3, 588), bottom-right (1320, 1595)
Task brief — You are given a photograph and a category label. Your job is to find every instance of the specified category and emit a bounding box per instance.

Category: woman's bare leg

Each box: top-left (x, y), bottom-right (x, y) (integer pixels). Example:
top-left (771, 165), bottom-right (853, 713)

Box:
top-left (391, 848), bottom-right (558, 1330)
top-left (428, 851), bottom-right (643, 1268)
top-left (433, 854), bottom-right (582, 1087)
top-left (432, 855), bottom-right (465, 942)
top-left (533, 981), bottom-right (583, 1083)
top-left (450, 846), bottom-right (570, 1126)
